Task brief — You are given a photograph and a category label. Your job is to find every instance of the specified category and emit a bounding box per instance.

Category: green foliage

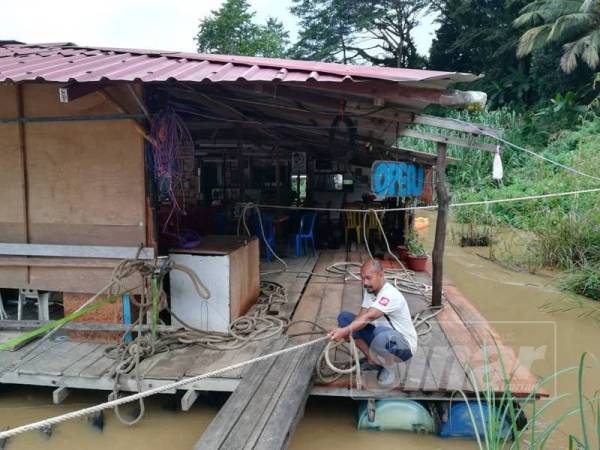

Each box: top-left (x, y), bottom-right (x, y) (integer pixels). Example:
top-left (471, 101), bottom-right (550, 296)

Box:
top-left (289, 0), bottom-right (360, 63)
top-left (429, 0), bottom-right (531, 107)
top-left (450, 112), bottom-right (600, 299)
top-left (430, 0), bottom-right (528, 73)
top-left (196, 0), bottom-right (289, 57)
top-left (560, 265), bottom-right (600, 300)
top-left (457, 347), bottom-right (598, 449)
top-left (406, 232), bottom-right (427, 256)
top-left (430, 0), bottom-right (598, 108)
top-left (534, 209), bottom-right (600, 269)
top-left (514, 0), bottom-right (600, 73)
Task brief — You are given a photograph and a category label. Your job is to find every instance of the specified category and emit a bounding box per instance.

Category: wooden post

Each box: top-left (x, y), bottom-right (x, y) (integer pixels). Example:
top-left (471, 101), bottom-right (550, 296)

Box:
top-left (16, 84), bottom-right (31, 284)
top-left (432, 142), bottom-right (450, 307)
top-left (274, 146), bottom-right (281, 203)
top-left (16, 85), bottom-right (29, 244)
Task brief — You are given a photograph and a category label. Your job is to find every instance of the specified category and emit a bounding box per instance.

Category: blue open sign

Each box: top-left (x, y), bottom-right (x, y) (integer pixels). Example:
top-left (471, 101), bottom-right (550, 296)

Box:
top-left (371, 161), bottom-right (424, 197)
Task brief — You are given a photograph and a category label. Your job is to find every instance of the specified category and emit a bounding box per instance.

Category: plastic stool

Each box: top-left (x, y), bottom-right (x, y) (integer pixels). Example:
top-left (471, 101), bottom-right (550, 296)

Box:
top-left (17, 289), bottom-right (51, 321)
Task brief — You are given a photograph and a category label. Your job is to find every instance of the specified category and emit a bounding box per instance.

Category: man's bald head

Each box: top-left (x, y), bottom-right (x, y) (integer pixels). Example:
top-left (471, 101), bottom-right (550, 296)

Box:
top-left (360, 259), bottom-right (385, 294)
top-left (362, 259), bottom-right (383, 274)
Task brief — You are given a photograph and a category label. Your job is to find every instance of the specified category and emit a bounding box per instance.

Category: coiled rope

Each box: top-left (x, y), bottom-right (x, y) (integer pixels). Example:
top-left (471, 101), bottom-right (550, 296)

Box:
top-left (103, 270), bottom-right (283, 425)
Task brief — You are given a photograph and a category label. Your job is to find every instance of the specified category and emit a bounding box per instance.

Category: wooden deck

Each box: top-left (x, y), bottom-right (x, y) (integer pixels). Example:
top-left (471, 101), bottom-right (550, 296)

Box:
top-left (0, 250), bottom-right (541, 403)
top-left (0, 256), bottom-right (318, 397)
top-left (305, 249), bottom-right (541, 398)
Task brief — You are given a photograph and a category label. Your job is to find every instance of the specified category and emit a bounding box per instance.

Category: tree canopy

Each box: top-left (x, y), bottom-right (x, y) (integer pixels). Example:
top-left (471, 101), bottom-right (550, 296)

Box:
top-left (514, 0), bottom-right (600, 73)
top-left (193, 0), bottom-right (598, 107)
top-left (196, 0), bottom-right (289, 58)
top-left (290, 0), bottom-right (429, 67)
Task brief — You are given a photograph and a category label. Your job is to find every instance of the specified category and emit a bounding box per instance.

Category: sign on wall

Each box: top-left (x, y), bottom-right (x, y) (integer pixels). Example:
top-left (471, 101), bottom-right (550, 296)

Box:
top-left (291, 152), bottom-right (306, 174)
top-left (371, 161), bottom-right (425, 197)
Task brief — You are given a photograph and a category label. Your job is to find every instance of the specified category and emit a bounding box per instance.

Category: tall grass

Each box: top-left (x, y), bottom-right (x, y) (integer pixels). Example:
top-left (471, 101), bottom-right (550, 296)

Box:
top-left (445, 111), bottom-right (600, 299)
top-left (559, 266), bottom-right (600, 301)
top-left (455, 348), bottom-right (598, 449)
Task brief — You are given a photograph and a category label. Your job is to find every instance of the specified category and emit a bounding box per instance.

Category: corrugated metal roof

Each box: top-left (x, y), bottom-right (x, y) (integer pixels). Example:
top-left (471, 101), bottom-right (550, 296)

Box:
top-left (0, 43), bottom-right (479, 87)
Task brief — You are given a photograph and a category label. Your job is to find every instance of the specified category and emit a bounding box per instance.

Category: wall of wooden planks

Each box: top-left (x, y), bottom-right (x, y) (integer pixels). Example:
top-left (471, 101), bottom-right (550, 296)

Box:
top-left (0, 82), bottom-right (149, 293)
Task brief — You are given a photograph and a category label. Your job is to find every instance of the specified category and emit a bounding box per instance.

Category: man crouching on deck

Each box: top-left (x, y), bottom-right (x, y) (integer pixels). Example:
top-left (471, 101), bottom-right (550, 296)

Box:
top-left (328, 259), bottom-right (417, 387)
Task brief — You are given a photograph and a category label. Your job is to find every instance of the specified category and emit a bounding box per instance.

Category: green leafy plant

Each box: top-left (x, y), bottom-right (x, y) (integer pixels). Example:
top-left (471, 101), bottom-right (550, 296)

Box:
top-left (455, 345), bottom-right (598, 449)
top-left (406, 232), bottom-right (427, 257)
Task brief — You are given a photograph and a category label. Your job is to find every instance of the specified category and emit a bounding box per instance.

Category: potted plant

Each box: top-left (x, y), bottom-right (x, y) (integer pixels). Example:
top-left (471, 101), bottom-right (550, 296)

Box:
top-left (396, 244), bottom-right (410, 261)
top-left (406, 234), bottom-right (428, 271)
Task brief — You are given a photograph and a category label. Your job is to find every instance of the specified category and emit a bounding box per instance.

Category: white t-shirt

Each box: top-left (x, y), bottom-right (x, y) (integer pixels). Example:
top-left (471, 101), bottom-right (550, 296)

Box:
top-left (362, 282), bottom-right (418, 354)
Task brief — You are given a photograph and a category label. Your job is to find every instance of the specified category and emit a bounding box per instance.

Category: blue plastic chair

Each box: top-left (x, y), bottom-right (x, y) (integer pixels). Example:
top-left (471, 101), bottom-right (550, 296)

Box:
top-left (295, 212), bottom-right (317, 257)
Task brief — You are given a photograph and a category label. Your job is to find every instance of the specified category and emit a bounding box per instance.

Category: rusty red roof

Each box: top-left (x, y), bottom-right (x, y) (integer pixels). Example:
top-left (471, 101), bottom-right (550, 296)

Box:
top-left (0, 43), bottom-right (479, 87)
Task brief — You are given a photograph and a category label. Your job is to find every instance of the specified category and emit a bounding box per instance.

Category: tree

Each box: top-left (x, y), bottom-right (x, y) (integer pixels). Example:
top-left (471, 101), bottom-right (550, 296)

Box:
top-left (429, 0), bottom-right (534, 106)
top-left (429, 0), bottom-right (528, 74)
top-left (514, 0), bottom-right (600, 73)
top-left (429, 0), bottom-right (595, 107)
top-left (196, 0), bottom-right (290, 57)
top-left (290, 0), bottom-right (359, 63)
top-left (290, 0), bottom-right (430, 67)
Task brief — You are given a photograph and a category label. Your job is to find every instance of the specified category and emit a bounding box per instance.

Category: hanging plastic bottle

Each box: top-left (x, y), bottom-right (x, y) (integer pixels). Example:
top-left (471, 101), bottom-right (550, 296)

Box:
top-left (492, 145), bottom-right (503, 181)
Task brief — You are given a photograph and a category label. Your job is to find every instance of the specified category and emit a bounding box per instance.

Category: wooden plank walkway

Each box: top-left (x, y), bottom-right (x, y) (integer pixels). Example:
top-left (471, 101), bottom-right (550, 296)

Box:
top-left (193, 337), bottom-right (325, 450)
top-left (192, 252), bottom-right (341, 449)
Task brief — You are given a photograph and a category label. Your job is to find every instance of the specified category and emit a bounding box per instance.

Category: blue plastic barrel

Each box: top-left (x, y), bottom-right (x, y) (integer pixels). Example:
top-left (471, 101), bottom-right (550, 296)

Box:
top-left (439, 401), bottom-right (511, 439)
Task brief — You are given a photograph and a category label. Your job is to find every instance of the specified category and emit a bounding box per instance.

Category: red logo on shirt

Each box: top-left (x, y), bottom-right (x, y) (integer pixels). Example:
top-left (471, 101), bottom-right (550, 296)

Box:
top-left (379, 297), bottom-right (390, 306)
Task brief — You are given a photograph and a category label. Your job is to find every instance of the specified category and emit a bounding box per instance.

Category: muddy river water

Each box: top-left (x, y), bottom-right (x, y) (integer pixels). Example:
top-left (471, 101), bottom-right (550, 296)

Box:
top-left (1, 217), bottom-right (598, 450)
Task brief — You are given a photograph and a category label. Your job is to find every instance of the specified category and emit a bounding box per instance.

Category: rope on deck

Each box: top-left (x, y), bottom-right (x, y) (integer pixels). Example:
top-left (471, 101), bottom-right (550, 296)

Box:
top-left (0, 336), bottom-right (328, 441)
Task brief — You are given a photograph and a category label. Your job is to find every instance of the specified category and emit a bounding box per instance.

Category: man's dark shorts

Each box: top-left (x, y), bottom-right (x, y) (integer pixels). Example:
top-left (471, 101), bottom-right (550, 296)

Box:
top-left (337, 311), bottom-right (413, 362)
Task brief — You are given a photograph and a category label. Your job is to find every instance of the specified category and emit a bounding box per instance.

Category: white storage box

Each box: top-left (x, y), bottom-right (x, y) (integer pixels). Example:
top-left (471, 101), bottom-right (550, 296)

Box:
top-left (169, 235), bottom-right (260, 332)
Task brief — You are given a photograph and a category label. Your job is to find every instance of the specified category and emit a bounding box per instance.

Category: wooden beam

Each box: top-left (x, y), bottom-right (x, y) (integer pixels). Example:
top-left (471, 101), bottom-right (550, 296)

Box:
top-left (52, 386), bottom-right (71, 404)
top-left (181, 389), bottom-right (199, 412)
top-left (186, 88), bottom-right (500, 146)
top-left (0, 113), bottom-right (145, 125)
top-left (398, 128), bottom-right (497, 152)
top-left (432, 142), bottom-right (450, 308)
top-left (0, 243), bottom-right (154, 259)
top-left (58, 82), bottom-right (106, 103)
top-left (0, 319), bottom-right (172, 332)
top-left (98, 89), bottom-right (153, 143)
top-left (413, 114), bottom-right (502, 139)
top-left (283, 82), bottom-right (486, 109)
top-left (173, 87), bottom-right (284, 142)
top-left (192, 90), bottom-right (501, 141)
top-left (0, 256), bottom-right (121, 268)
top-left (126, 83), bottom-right (152, 121)
top-left (392, 145), bottom-right (460, 164)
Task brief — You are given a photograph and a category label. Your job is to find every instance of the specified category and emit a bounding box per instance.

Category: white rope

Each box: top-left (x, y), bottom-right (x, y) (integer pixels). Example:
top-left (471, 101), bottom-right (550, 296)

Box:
top-left (238, 187), bottom-right (600, 213)
top-left (0, 336), bottom-right (327, 440)
top-left (237, 203), bottom-right (288, 271)
top-left (317, 305), bottom-right (445, 386)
